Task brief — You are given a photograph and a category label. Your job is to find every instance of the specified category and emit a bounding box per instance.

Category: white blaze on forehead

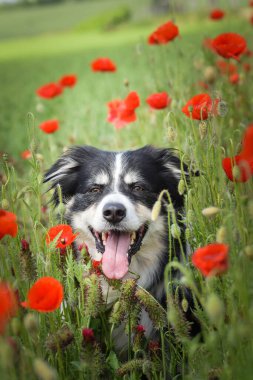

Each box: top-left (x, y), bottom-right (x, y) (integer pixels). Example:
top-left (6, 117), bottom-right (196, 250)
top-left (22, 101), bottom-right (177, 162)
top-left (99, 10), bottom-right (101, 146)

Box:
top-left (94, 171), bottom-right (109, 185)
top-left (113, 153), bottom-right (123, 191)
top-left (124, 171), bottom-right (142, 185)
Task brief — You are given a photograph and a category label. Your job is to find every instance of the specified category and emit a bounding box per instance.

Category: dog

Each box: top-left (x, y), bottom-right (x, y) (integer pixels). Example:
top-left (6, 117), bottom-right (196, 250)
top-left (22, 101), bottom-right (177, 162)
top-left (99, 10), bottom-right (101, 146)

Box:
top-left (44, 145), bottom-right (194, 351)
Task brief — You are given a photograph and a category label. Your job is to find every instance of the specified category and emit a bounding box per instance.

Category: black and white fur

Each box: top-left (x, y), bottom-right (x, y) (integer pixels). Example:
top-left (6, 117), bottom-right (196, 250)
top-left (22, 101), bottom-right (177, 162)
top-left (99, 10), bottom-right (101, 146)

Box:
top-left (44, 145), bottom-right (192, 350)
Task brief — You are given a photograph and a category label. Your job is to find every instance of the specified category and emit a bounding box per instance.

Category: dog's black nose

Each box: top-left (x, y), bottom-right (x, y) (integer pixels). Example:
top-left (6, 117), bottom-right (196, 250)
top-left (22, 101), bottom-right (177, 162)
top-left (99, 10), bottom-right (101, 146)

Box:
top-left (103, 203), bottom-right (126, 224)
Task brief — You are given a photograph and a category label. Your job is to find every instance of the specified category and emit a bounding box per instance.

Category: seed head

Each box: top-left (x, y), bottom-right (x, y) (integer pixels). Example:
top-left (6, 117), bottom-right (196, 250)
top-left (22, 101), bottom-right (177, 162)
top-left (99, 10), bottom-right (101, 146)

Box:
top-left (216, 226), bottom-right (227, 243)
top-left (178, 179), bottom-right (185, 195)
top-left (171, 223), bottom-right (181, 239)
top-left (202, 206), bottom-right (220, 218)
top-left (24, 313), bottom-right (39, 334)
top-left (244, 245), bottom-right (253, 259)
top-left (33, 358), bottom-right (57, 380)
top-left (203, 66), bottom-right (217, 84)
top-left (205, 293), bottom-right (224, 325)
top-left (199, 121), bottom-right (207, 139)
top-left (1, 199), bottom-right (9, 209)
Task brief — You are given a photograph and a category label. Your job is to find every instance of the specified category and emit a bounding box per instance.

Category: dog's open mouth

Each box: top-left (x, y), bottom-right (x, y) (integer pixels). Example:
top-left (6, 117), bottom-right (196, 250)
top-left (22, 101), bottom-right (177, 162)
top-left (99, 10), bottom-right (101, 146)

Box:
top-left (88, 225), bottom-right (148, 280)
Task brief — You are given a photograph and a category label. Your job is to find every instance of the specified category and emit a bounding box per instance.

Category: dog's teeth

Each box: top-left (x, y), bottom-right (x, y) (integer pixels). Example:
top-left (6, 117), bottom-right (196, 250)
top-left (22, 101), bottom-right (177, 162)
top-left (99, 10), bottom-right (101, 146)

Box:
top-left (131, 232), bottom-right (136, 244)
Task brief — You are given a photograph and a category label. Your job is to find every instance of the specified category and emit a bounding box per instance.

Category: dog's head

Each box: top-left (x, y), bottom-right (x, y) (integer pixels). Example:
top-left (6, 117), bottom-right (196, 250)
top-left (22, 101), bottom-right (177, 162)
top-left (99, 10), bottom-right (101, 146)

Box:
top-left (44, 145), bottom-right (190, 280)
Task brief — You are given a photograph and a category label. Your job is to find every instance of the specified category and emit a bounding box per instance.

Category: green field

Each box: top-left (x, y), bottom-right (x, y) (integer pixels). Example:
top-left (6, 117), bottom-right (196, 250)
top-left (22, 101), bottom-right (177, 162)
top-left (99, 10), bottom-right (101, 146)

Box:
top-left (0, 1), bottom-right (253, 379)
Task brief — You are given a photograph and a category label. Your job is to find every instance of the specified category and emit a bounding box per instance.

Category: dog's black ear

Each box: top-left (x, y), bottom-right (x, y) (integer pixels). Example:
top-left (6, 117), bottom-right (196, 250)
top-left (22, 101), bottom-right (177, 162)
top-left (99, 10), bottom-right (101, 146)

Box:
top-left (44, 146), bottom-right (91, 205)
top-left (156, 148), bottom-right (195, 182)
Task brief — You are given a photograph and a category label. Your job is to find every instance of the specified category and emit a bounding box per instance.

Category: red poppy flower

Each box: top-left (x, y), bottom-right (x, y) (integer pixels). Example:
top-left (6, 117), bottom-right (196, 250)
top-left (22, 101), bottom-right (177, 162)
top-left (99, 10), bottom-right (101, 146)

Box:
top-left (212, 33), bottom-right (247, 60)
top-left (148, 21), bottom-right (179, 45)
top-left (91, 58), bottom-right (116, 72)
top-left (209, 9), bottom-right (225, 20)
top-left (36, 83), bottom-right (63, 99)
top-left (39, 119), bottom-right (59, 134)
top-left (135, 324), bottom-right (145, 333)
top-left (107, 91), bottom-right (140, 129)
top-left (216, 60), bottom-right (237, 75)
top-left (21, 150), bottom-right (32, 160)
top-left (0, 210), bottom-right (18, 240)
top-left (229, 72), bottom-right (240, 84)
top-left (244, 49), bottom-right (253, 57)
top-left (21, 277), bottom-right (63, 312)
top-left (182, 93), bottom-right (219, 120)
top-left (59, 74), bottom-right (77, 88)
top-left (0, 282), bottom-right (18, 334)
top-left (222, 125), bottom-right (253, 182)
top-left (192, 243), bottom-right (229, 277)
top-left (250, 0), bottom-right (253, 6)
top-left (146, 92), bottom-right (171, 110)
top-left (46, 224), bottom-right (78, 249)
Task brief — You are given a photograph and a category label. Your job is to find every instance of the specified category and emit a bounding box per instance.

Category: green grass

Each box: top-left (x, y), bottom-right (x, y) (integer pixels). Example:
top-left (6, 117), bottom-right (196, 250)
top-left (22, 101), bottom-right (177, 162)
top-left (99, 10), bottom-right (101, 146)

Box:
top-left (0, 1), bottom-right (253, 379)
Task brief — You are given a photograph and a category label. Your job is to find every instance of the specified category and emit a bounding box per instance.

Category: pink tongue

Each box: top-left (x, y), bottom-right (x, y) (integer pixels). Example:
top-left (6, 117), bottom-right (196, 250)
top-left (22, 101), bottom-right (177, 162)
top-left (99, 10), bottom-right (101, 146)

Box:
top-left (102, 231), bottom-right (131, 279)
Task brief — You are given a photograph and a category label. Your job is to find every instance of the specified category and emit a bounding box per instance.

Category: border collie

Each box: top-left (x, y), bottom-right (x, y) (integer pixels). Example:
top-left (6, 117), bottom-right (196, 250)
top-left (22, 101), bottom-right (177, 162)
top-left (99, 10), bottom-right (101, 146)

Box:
top-left (44, 145), bottom-right (191, 350)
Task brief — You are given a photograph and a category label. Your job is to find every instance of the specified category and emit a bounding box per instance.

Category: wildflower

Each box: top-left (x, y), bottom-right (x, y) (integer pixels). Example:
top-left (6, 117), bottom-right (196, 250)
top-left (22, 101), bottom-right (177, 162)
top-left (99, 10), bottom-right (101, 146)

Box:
top-left (36, 83), bottom-right (63, 99)
top-left (0, 210), bottom-right (18, 240)
top-left (21, 150), bottom-right (32, 160)
top-left (209, 9), bottom-right (225, 20)
top-left (82, 328), bottom-right (95, 343)
top-left (46, 224), bottom-right (78, 249)
top-left (107, 91), bottom-right (140, 129)
top-left (0, 282), bottom-right (18, 334)
top-left (212, 33), bottom-right (247, 60)
top-left (222, 124), bottom-right (253, 182)
top-left (182, 93), bottom-right (219, 120)
top-left (229, 72), bottom-right (240, 84)
top-left (59, 74), bottom-right (77, 87)
top-left (192, 243), bottom-right (229, 277)
top-left (216, 60), bottom-right (237, 75)
top-left (91, 57), bottom-right (116, 72)
top-left (146, 92), bottom-right (171, 109)
top-left (39, 119), bottom-right (59, 134)
top-left (197, 81), bottom-right (209, 90)
top-left (21, 277), bottom-right (64, 312)
top-left (148, 20), bottom-right (179, 44)
top-left (135, 324), bottom-right (145, 333)
top-left (92, 259), bottom-right (102, 275)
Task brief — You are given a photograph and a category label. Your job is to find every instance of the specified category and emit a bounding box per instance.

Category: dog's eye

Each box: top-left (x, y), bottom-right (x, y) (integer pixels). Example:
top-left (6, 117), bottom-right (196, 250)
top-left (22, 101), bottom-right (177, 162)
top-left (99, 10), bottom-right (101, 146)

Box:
top-left (131, 184), bottom-right (145, 192)
top-left (89, 185), bottom-right (103, 193)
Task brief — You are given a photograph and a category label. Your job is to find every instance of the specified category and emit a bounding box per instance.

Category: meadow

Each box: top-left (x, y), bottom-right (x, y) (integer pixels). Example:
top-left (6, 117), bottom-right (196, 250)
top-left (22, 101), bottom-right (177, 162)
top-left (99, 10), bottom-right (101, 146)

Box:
top-left (0, 0), bottom-right (253, 379)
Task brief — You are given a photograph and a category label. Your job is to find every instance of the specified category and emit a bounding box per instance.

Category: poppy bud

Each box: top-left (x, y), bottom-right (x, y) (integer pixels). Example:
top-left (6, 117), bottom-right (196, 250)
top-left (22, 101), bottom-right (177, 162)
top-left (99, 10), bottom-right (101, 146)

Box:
top-left (36, 103), bottom-right (45, 113)
top-left (123, 78), bottom-right (129, 87)
top-left (203, 66), bottom-right (217, 84)
top-left (199, 121), bottom-right (207, 139)
top-left (205, 293), bottom-right (224, 325)
top-left (151, 200), bottom-right (161, 221)
top-left (248, 200), bottom-right (253, 217)
top-left (181, 298), bottom-right (189, 312)
top-left (244, 245), bottom-right (253, 259)
top-left (21, 239), bottom-right (30, 251)
top-left (167, 126), bottom-right (177, 141)
top-left (24, 313), bottom-right (39, 334)
top-left (216, 226), bottom-right (227, 243)
top-left (33, 358), bottom-right (57, 380)
top-left (1, 199), bottom-right (9, 209)
top-left (11, 317), bottom-right (21, 336)
top-left (171, 223), bottom-right (181, 239)
top-left (202, 206), bottom-right (220, 218)
top-left (232, 165), bottom-right (241, 180)
top-left (178, 179), bottom-right (185, 195)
